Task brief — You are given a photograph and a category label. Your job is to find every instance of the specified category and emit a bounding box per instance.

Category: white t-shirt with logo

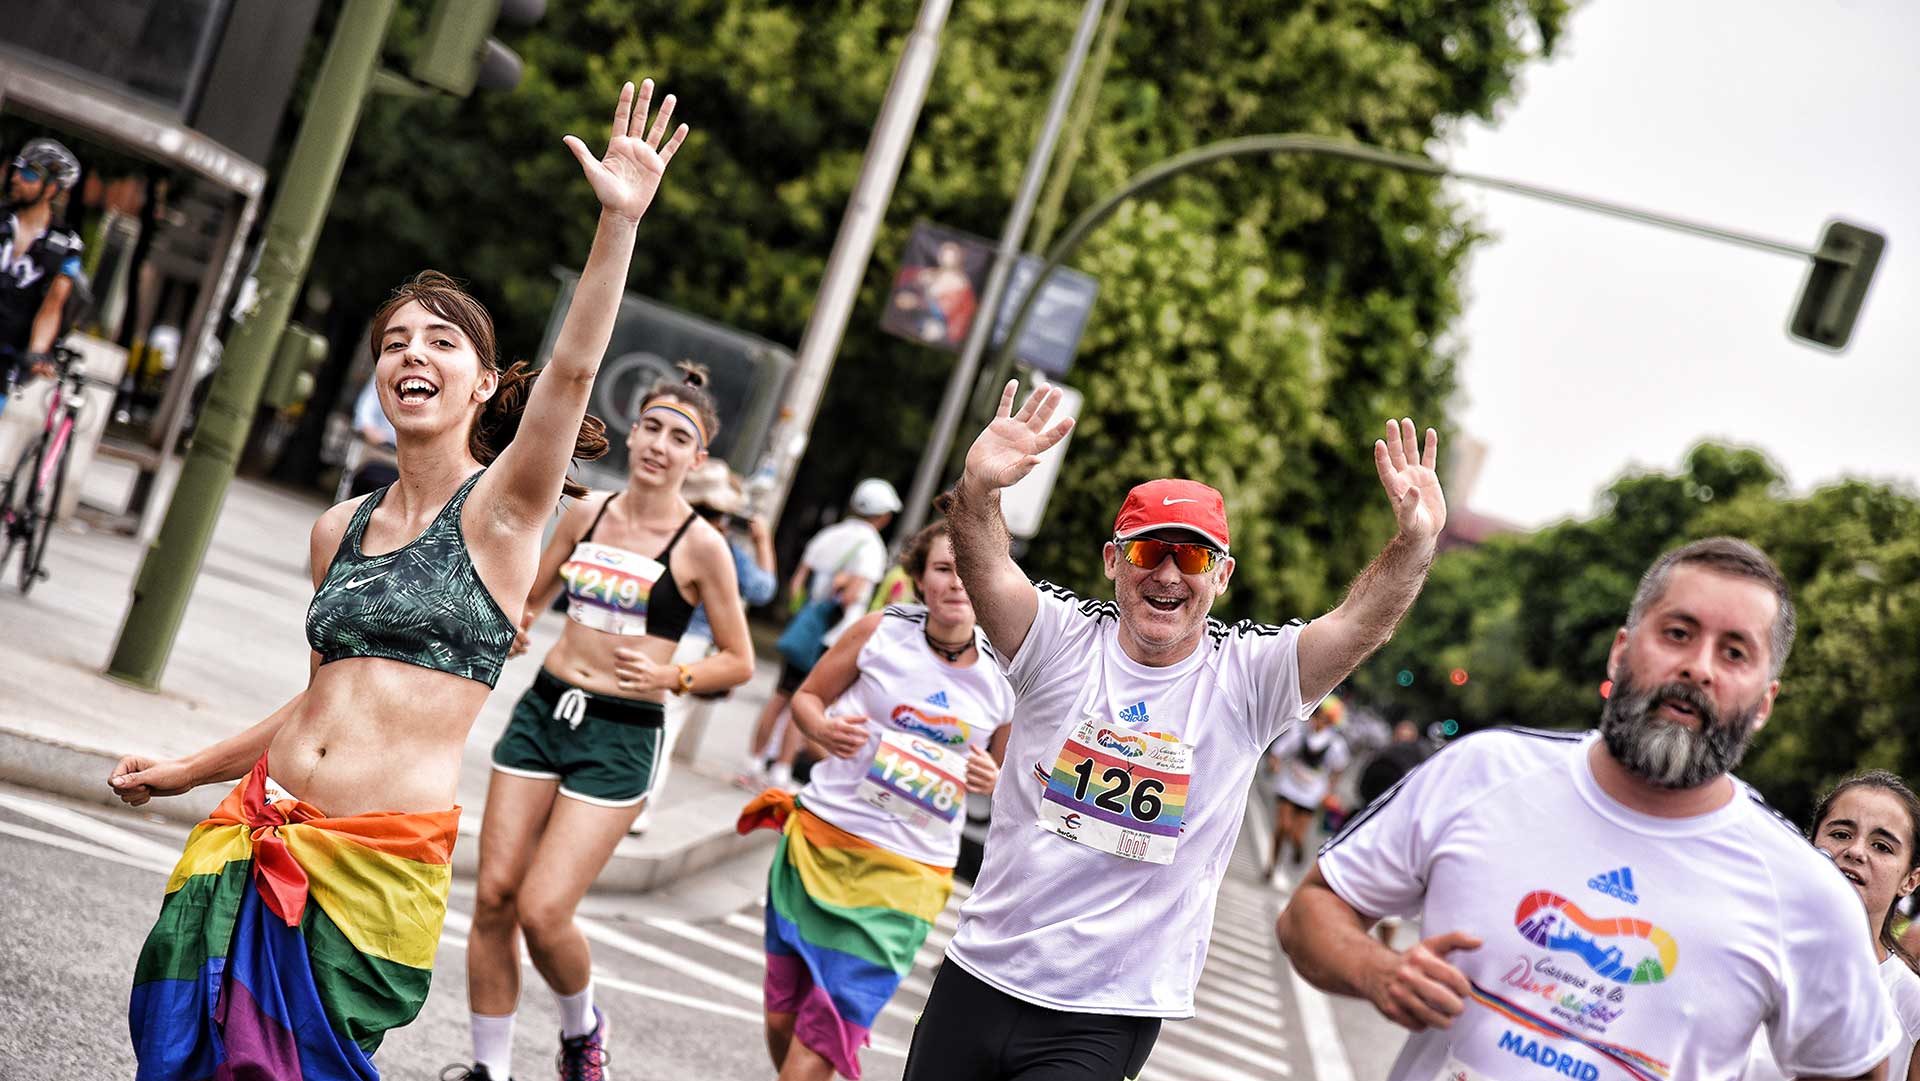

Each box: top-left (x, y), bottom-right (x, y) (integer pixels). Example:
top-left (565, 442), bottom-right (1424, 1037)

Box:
top-left (944, 581), bottom-right (1314, 1017)
top-left (1271, 724), bottom-right (1350, 808)
top-left (1319, 728), bottom-right (1898, 1081)
top-left (799, 518), bottom-right (889, 645)
top-left (798, 606), bottom-right (1015, 868)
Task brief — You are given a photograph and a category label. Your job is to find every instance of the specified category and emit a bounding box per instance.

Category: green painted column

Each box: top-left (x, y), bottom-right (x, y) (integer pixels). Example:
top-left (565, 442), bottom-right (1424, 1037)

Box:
top-left (108, 0), bottom-right (397, 688)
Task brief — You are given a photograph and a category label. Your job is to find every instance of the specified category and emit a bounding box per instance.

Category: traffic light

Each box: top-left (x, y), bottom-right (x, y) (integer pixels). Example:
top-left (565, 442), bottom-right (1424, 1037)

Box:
top-left (1789, 220), bottom-right (1885, 352)
top-left (411, 0), bottom-right (546, 97)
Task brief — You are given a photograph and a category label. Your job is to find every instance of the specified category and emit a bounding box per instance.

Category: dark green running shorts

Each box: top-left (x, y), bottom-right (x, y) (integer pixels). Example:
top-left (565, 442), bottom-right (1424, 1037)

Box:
top-left (492, 668), bottom-right (665, 806)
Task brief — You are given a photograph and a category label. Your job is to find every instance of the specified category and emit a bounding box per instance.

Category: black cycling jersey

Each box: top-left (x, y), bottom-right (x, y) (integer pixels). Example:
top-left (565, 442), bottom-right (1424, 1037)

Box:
top-left (0, 212), bottom-right (84, 353)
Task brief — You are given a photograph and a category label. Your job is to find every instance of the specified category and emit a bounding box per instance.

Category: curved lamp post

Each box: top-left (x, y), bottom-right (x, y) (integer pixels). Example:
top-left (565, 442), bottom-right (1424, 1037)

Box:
top-left (893, 133), bottom-right (1883, 540)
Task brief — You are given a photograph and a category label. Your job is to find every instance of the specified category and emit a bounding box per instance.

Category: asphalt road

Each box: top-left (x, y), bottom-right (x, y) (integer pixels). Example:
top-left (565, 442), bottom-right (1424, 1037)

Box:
top-left (0, 780), bottom-right (1395, 1079)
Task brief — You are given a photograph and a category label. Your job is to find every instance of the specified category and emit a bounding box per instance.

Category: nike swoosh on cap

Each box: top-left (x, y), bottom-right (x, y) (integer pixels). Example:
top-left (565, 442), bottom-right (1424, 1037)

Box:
top-left (1161, 497), bottom-right (1198, 505)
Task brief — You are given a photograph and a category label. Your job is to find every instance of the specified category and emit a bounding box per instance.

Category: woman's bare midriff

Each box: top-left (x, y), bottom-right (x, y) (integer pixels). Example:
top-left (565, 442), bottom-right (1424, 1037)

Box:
top-left (539, 618), bottom-right (678, 699)
top-left (266, 657), bottom-right (491, 816)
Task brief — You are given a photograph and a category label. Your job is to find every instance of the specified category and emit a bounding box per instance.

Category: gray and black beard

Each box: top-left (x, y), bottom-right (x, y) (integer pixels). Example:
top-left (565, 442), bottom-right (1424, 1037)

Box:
top-left (1598, 664), bottom-right (1764, 790)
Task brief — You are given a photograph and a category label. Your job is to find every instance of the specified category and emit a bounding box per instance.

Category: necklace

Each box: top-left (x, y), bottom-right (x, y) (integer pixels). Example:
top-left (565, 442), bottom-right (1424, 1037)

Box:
top-left (924, 625), bottom-right (975, 662)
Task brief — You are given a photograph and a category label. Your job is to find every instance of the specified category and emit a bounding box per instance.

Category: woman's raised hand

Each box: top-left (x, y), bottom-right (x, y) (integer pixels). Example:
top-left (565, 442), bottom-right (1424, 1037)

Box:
top-left (563, 79), bottom-right (690, 224)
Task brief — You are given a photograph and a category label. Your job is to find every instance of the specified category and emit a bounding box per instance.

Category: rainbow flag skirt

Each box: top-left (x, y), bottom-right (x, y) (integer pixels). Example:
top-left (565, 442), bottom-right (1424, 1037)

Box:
top-left (129, 756), bottom-right (458, 1081)
top-left (737, 789), bottom-right (952, 1080)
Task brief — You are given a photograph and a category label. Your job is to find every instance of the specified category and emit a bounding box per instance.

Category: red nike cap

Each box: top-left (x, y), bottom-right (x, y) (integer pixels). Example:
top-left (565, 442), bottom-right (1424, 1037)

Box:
top-left (1112, 479), bottom-right (1229, 551)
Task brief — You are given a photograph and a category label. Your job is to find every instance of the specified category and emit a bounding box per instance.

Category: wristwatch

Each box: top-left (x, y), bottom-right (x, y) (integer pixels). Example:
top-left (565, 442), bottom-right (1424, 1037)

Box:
top-left (672, 664), bottom-right (695, 696)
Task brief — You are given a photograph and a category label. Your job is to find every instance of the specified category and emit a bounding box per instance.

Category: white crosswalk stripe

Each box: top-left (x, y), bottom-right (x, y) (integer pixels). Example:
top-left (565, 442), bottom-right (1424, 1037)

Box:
top-left (0, 787), bottom-right (1307, 1080)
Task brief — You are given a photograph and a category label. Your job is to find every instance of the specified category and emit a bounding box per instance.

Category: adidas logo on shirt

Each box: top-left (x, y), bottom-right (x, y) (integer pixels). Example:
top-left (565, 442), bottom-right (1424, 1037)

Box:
top-left (926, 690), bottom-right (950, 708)
top-left (1587, 866), bottom-right (1638, 904)
top-left (1118, 701), bottom-right (1149, 725)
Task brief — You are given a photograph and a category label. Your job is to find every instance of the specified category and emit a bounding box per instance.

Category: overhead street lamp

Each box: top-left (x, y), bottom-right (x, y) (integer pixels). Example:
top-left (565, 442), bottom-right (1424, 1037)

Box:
top-left (891, 133), bottom-right (1887, 541)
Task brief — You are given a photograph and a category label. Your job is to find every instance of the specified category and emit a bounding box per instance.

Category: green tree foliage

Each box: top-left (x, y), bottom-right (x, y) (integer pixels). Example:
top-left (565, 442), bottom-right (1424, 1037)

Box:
top-left (1352, 443), bottom-right (1920, 825)
top-left (293, 0), bottom-right (1568, 610)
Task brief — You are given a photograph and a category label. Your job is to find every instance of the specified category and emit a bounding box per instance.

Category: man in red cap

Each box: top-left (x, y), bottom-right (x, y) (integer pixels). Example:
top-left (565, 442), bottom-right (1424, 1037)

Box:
top-left (901, 381), bottom-right (1445, 1081)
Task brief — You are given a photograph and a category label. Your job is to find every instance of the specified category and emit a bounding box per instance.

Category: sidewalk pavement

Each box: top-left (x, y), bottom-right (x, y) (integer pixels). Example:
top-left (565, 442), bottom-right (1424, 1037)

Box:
top-left (0, 460), bottom-right (779, 891)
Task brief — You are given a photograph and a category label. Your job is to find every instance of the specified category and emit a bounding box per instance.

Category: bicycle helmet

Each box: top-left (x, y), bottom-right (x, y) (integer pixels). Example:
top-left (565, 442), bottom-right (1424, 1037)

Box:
top-left (14, 138), bottom-right (80, 189)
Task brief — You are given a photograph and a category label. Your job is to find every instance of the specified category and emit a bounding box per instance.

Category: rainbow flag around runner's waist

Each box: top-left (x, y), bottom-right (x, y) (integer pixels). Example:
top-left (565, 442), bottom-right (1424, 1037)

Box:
top-left (737, 789), bottom-right (952, 1080)
top-left (129, 756), bottom-right (458, 1081)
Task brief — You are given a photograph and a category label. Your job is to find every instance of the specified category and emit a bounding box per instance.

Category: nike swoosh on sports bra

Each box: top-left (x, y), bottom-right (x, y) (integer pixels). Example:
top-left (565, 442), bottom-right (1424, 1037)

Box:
top-left (305, 470), bottom-right (517, 687)
top-left (557, 494), bottom-right (697, 641)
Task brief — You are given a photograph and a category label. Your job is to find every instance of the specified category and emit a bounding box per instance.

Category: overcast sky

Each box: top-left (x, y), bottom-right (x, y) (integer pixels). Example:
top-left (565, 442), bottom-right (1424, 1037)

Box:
top-left (1442, 0), bottom-right (1917, 527)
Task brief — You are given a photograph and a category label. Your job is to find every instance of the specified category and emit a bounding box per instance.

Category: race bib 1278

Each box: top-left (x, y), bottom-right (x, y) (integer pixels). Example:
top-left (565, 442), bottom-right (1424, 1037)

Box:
top-left (1038, 719), bottom-right (1191, 864)
top-left (858, 729), bottom-right (967, 834)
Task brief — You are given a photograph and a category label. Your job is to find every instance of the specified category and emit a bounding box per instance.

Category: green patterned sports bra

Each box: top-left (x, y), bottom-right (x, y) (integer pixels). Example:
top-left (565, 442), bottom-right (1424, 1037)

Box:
top-left (305, 470), bottom-right (517, 686)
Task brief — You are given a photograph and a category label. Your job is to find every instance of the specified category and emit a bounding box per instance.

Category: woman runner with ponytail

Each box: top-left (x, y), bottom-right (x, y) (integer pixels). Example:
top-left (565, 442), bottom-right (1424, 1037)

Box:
top-left (1746, 769), bottom-right (1920, 1081)
top-left (454, 360), bottom-right (754, 1081)
top-left (107, 80), bottom-right (688, 1081)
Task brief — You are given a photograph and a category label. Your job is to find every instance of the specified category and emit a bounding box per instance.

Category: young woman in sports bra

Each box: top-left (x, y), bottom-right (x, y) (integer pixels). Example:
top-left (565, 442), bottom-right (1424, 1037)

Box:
top-left (456, 361), bottom-right (755, 1081)
top-left (106, 81), bottom-right (689, 1081)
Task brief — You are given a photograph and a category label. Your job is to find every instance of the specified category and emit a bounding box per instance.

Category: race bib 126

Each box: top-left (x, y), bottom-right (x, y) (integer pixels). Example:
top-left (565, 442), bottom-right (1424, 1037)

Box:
top-left (1038, 719), bottom-right (1191, 864)
top-left (858, 729), bottom-right (967, 834)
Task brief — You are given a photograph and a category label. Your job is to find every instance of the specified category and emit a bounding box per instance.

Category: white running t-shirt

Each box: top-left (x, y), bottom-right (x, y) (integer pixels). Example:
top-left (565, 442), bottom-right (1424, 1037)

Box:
top-left (1319, 728), bottom-right (1898, 1081)
top-left (1747, 953), bottom-right (1920, 1081)
top-left (798, 606), bottom-right (1014, 868)
top-left (1271, 724), bottom-right (1350, 808)
top-left (944, 581), bottom-right (1314, 1017)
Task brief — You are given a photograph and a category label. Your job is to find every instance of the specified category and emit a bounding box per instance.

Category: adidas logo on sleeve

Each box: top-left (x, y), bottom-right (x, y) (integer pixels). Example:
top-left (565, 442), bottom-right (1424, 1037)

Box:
top-left (1587, 866), bottom-right (1639, 904)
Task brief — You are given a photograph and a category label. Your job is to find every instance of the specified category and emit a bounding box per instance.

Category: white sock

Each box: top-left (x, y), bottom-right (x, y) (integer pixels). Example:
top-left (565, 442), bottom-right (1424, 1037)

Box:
top-left (554, 983), bottom-right (596, 1039)
top-left (470, 1011), bottom-right (515, 1078)
top-left (767, 761), bottom-right (793, 788)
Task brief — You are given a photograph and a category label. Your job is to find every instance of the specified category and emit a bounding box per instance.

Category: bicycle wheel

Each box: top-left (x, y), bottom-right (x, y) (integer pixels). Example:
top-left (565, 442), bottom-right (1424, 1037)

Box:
top-left (0, 436), bottom-right (40, 580)
top-left (20, 433), bottom-right (68, 594)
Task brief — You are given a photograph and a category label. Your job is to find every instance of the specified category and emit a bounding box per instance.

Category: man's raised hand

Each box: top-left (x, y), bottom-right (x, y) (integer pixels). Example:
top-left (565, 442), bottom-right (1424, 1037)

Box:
top-left (1374, 418), bottom-right (1446, 546)
top-left (564, 79), bottom-right (689, 225)
top-left (962, 381), bottom-right (1074, 495)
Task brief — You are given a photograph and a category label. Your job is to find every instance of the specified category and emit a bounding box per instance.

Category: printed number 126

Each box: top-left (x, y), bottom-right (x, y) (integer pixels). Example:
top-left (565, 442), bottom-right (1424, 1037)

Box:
top-left (1070, 758), bottom-right (1164, 820)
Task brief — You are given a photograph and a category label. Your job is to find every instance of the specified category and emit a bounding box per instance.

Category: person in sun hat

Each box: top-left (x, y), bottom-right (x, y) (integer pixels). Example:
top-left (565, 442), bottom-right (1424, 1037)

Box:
top-left (897, 381), bottom-right (1448, 1081)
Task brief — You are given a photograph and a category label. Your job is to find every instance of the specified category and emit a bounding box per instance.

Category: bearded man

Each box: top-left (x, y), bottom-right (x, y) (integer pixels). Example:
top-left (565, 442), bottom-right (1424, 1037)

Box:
top-left (1280, 537), bottom-right (1900, 1081)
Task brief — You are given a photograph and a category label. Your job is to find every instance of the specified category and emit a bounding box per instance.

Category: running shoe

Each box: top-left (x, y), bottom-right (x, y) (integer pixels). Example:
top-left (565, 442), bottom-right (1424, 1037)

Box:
top-left (556, 1006), bottom-right (611, 1081)
top-left (440, 1065), bottom-right (514, 1081)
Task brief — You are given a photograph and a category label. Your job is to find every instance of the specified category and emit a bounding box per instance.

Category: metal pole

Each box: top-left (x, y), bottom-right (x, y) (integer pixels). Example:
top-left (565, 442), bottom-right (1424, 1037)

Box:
top-left (975, 133), bottom-right (1832, 427)
top-left (753, 0), bottom-right (953, 529)
top-left (894, 0), bottom-right (1107, 543)
top-left (107, 0), bottom-right (396, 688)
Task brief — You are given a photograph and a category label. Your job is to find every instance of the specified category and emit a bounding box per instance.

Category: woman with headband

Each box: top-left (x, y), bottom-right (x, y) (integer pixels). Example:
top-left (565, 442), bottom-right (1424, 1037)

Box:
top-left (452, 361), bottom-right (755, 1081)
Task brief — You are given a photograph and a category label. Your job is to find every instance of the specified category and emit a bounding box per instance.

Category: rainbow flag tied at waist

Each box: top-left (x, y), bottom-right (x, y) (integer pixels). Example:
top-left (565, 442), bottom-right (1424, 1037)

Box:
top-left (737, 789), bottom-right (952, 1081)
top-left (130, 756), bottom-right (458, 1081)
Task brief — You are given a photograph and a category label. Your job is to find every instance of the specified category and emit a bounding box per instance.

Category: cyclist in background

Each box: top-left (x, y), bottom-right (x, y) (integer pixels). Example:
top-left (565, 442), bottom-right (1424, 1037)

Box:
top-left (0, 138), bottom-right (86, 413)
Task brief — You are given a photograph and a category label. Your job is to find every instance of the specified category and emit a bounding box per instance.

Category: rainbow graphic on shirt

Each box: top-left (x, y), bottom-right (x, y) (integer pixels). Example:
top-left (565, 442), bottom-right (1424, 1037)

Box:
top-left (888, 704), bottom-right (970, 746)
top-left (1514, 890), bottom-right (1678, 985)
top-left (1471, 980), bottom-right (1672, 1080)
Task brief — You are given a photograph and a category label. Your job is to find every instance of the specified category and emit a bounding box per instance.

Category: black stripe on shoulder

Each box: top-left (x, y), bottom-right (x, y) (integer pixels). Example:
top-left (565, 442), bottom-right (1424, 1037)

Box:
top-left (881, 604), bottom-right (927, 624)
top-left (1319, 767), bottom-right (1416, 855)
top-left (1035, 580), bottom-right (1077, 601)
top-left (1207, 616), bottom-right (1306, 643)
top-left (1501, 725), bottom-right (1587, 744)
top-left (1747, 791), bottom-right (1810, 843)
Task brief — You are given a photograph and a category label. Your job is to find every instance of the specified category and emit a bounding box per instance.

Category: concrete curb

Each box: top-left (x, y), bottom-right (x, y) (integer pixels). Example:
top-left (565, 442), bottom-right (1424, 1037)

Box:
top-left (0, 726), bottom-right (775, 893)
top-left (0, 727), bottom-right (226, 824)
